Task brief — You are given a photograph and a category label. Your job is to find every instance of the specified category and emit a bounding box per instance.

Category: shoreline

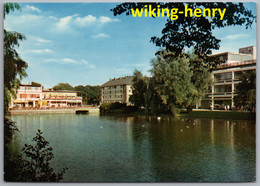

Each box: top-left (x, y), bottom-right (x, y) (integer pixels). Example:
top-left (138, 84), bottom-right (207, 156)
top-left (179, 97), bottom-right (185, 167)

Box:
top-left (9, 108), bottom-right (100, 115)
top-left (9, 108), bottom-right (255, 120)
top-left (100, 109), bottom-right (256, 121)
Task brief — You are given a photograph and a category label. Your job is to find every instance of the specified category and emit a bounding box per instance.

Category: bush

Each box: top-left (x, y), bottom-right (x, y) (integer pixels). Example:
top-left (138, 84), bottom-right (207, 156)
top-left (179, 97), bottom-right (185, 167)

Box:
top-left (100, 102), bottom-right (126, 112)
top-left (123, 106), bottom-right (139, 113)
top-left (15, 130), bottom-right (68, 182)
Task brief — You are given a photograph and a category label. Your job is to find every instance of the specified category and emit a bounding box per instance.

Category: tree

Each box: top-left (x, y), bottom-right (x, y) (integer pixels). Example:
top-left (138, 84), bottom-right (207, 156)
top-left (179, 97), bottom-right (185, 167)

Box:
top-left (31, 82), bottom-right (42, 87)
top-left (234, 70), bottom-right (256, 112)
top-left (15, 130), bottom-right (68, 182)
top-left (112, 2), bottom-right (256, 60)
top-left (4, 3), bottom-right (28, 114)
top-left (52, 83), bottom-right (74, 91)
top-left (151, 50), bottom-right (212, 114)
top-left (144, 77), bottom-right (166, 115)
top-left (74, 85), bottom-right (100, 105)
top-left (129, 70), bottom-right (148, 108)
top-left (4, 3), bottom-right (29, 181)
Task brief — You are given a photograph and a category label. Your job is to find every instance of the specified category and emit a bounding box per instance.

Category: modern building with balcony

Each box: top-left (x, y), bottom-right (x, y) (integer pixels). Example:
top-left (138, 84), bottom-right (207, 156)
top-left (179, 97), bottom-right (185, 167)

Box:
top-left (100, 76), bottom-right (133, 105)
top-left (200, 46), bottom-right (256, 110)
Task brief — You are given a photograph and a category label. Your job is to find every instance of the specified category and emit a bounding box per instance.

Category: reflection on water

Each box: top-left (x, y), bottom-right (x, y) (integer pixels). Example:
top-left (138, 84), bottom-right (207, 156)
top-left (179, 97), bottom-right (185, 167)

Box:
top-left (10, 114), bottom-right (255, 182)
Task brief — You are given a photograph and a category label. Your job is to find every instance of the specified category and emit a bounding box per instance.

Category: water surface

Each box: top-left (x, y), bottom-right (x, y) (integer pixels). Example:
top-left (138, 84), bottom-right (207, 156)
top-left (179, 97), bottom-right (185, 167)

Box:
top-left (10, 114), bottom-right (256, 182)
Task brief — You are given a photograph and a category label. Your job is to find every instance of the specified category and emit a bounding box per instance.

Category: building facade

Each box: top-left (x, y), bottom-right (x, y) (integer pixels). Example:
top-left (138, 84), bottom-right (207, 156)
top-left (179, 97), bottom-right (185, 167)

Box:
top-left (10, 84), bottom-right (43, 108)
top-left (200, 46), bottom-right (256, 110)
top-left (10, 84), bottom-right (82, 109)
top-left (42, 90), bottom-right (82, 108)
top-left (100, 76), bottom-right (133, 105)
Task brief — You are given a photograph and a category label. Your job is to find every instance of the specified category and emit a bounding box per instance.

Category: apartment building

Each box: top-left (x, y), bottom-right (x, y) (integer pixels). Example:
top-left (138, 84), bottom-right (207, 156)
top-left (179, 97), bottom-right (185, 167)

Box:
top-left (200, 46), bottom-right (256, 110)
top-left (100, 76), bottom-right (133, 105)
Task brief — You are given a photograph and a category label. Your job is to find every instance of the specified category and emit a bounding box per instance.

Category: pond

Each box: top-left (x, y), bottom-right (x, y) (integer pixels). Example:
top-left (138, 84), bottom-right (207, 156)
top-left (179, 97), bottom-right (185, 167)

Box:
top-left (10, 114), bottom-right (255, 182)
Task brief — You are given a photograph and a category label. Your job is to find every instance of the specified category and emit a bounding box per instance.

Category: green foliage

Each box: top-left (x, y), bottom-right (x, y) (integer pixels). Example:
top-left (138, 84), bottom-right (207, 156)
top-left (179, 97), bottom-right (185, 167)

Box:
top-left (52, 83), bottom-right (100, 105)
top-left (4, 3), bottom-right (21, 18)
top-left (31, 82), bottom-right (42, 87)
top-left (234, 70), bottom-right (256, 112)
top-left (130, 51), bottom-right (212, 115)
top-left (112, 2), bottom-right (256, 58)
top-left (15, 130), bottom-right (68, 182)
top-left (129, 70), bottom-right (148, 107)
top-left (151, 51), bottom-right (212, 113)
top-left (4, 30), bottom-right (28, 114)
top-left (100, 102), bottom-right (126, 112)
top-left (4, 117), bottom-right (19, 145)
top-left (144, 77), bottom-right (168, 115)
top-left (74, 85), bottom-right (100, 105)
top-left (4, 3), bottom-right (28, 181)
top-left (52, 83), bottom-right (74, 91)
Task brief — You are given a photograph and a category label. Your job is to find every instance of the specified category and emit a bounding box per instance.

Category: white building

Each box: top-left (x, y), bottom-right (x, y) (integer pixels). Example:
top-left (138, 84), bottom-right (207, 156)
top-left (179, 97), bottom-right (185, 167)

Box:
top-left (10, 84), bottom-right (43, 108)
top-left (100, 76), bottom-right (133, 105)
top-left (200, 46), bottom-right (256, 110)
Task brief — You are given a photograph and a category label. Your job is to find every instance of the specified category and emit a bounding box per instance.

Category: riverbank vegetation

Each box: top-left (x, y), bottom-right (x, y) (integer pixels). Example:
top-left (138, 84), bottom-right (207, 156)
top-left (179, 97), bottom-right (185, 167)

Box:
top-left (234, 70), bottom-right (256, 112)
top-left (100, 104), bottom-right (255, 120)
top-left (4, 3), bottom-right (67, 182)
top-left (129, 51), bottom-right (212, 115)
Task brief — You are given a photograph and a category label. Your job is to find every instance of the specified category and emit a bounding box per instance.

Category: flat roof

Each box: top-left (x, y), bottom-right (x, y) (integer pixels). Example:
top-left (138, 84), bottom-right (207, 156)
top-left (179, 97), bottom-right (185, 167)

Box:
top-left (42, 90), bottom-right (80, 93)
top-left (210, 52), bottom-right (252, 57)
top-left (20, 84), bottom-right (42, 87)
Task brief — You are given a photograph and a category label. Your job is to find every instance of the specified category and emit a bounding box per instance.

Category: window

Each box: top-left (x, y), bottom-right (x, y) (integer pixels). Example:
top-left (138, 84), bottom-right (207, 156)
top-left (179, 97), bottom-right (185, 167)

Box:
top-left (214, 85), bottom-right (232, 93)
top-left (215, 72), bottom-right (232, 81)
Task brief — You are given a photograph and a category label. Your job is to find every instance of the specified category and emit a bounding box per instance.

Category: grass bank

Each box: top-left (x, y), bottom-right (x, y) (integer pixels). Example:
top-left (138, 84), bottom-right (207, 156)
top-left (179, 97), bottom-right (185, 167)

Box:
top-left (101, 107), bottom-right (255, 120)
top-left (176, 110), bottom-right (255, 120)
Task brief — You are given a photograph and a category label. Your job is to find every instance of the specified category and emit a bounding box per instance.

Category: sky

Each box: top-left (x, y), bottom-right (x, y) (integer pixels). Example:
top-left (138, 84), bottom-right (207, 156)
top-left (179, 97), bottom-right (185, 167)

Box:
top-left (4, 2), bottom-right (256, 88)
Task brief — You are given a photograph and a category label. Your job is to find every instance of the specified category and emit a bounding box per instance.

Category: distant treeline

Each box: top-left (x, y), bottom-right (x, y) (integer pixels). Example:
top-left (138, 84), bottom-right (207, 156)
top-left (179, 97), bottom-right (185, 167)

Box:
top-left (52, 83), bottom-right (100, 105)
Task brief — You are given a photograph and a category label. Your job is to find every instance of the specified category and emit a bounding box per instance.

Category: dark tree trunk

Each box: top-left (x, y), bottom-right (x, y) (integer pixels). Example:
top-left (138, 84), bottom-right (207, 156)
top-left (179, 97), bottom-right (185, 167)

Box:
top-left (186, 106), bottom-right (193, 113)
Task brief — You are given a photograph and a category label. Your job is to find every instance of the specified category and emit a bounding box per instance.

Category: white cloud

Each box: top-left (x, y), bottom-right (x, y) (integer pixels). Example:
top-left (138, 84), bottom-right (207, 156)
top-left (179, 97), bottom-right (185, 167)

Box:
top-left (62, 58), bottom-right (78, 64)
top-left (44, 58), bottom-right (77, 64)
top-left (223, 34), bottom-right (249, 40)
top-left (25, 5), bottom-right (41, 13)
top-left (5, 12), bottom-right (120, 35)
top-left (44, 58), bottom-right (95, 68)
top-left (98, 16), bottom-right (120, 24)
top-left (29, 49), bottom-right (53, 54)
top-left (29, 36), bottom-right (52, 43)
top-left (91, 33), bottom-right (109, 39)
top-left (56, 14), bottom-right (120, 31)
top-left (56, 14), bottom-right (78, 31)
top-left (81, 60), bottom-right (95, 69)
top-left (75, 15), bottom-right (97, 27)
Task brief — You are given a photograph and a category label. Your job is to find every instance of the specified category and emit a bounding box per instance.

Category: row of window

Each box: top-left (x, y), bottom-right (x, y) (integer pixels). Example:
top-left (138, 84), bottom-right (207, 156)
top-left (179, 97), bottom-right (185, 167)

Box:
top-left (19, 87), bottom-right (41, 91)
top-left (104, 85), bottom-right (123, 90)
top-left (214, 84), bottom-right (239, 93)
top-left (103, 90), bottom-right (123, 94)
top-left (103, 95), bottom-right (123, 99)
top-left (19, 94), bottom-right (40, 99)
top-left (214, 71), bottom-right (244, 82)
top-left (103, 89), bottom-right (132, 94)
